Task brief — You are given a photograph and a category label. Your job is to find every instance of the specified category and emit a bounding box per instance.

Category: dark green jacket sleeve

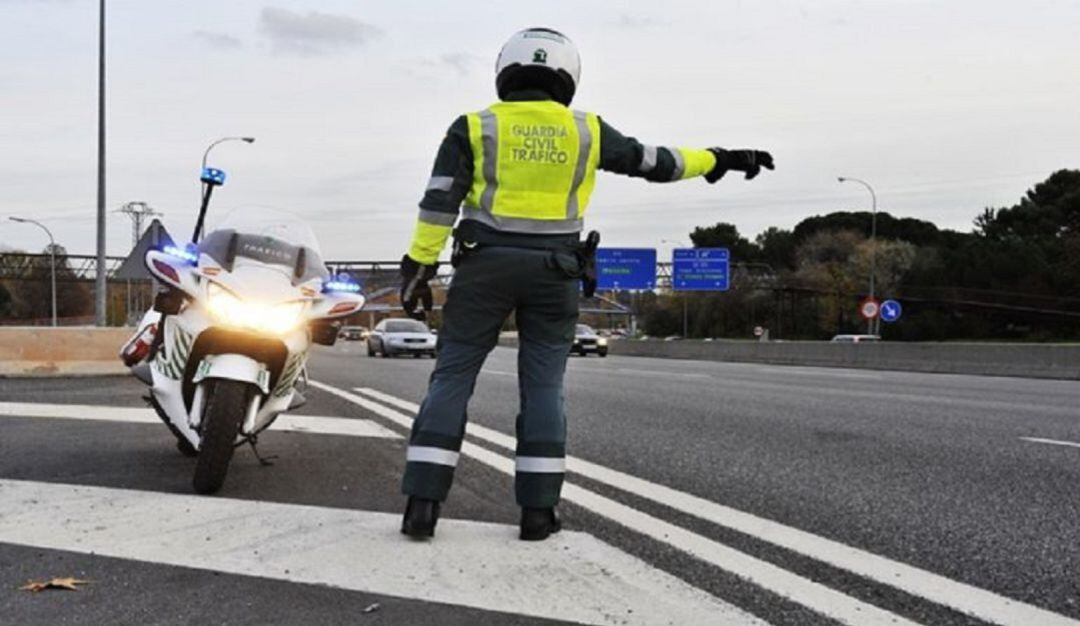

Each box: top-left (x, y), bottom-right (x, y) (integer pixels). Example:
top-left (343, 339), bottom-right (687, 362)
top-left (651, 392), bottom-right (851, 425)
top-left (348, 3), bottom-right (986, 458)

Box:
top-left (597, 117), bottom-right (716, 182)
top-left (408, 116), bottom-right (473, 264)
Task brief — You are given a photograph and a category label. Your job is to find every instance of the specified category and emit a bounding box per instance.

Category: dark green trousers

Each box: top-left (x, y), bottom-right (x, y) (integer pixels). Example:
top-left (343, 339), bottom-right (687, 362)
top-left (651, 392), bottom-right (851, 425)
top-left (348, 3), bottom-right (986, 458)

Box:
top-left (401, 246), bottom-right (579, 508)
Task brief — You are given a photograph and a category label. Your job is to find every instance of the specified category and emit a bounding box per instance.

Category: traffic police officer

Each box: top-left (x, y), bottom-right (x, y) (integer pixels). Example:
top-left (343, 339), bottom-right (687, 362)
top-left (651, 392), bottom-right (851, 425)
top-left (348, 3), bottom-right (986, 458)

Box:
top-left (398, 27), bottom-right (774, 540)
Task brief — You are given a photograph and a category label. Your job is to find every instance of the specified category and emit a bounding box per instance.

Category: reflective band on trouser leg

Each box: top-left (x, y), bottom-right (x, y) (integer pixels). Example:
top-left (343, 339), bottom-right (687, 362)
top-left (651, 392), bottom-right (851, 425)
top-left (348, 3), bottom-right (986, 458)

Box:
top-left (565, 110), bottom-right (593, 219)
top-left (516, 456), bottom-right (566, 473)
top-left (407, 445), bottom-right (460, 466)
top-left (478, 109), bottom-right (498, 212)
top-left (403, 445), bottom-right (460, 502)
top-left (515, 456), bottom-right (566, 508)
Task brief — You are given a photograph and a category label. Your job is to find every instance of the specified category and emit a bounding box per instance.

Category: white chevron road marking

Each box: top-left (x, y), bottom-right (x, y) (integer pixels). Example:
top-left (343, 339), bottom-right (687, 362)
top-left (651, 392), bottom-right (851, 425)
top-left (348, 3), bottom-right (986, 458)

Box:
top-left (0, 479), bottom-right (761, 626)
top-left (0, 401), bottom-right (400, 439)
top-left (342, 383), bottom-right (1080, 626)
top-left (309, 381), bottom-right (922, 626)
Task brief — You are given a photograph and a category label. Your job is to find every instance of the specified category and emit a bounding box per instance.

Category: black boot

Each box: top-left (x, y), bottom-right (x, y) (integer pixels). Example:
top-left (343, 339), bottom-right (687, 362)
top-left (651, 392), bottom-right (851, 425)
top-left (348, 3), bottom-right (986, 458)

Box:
top-left (401, 497), bottom-right (440, 538)
top-left (520, 507), bottom-right (561, 541)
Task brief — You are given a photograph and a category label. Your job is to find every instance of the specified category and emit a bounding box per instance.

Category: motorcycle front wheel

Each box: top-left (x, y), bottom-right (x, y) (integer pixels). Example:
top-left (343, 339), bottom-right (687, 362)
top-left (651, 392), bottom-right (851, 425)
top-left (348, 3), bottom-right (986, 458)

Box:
top-left (192, 379), bottom-right (251, 495)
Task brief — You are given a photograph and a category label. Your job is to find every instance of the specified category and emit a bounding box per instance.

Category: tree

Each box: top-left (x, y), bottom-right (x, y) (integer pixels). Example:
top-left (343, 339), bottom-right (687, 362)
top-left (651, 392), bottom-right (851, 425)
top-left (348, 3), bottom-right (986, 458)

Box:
top-left (755, 227), bottom-right (796, 271)
top-left (689, 222), bottom-right (759, 261)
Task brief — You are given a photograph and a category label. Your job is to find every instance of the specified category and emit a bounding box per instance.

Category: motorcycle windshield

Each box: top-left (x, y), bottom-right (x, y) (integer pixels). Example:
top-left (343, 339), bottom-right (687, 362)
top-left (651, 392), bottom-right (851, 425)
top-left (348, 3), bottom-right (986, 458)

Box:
top-left (198, 208), bottom-right (329, 285)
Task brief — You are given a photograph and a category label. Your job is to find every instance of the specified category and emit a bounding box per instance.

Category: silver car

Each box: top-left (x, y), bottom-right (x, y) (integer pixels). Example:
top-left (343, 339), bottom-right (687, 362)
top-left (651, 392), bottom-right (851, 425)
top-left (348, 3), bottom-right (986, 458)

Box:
top-left (367, 318), bottom-right (437, 358)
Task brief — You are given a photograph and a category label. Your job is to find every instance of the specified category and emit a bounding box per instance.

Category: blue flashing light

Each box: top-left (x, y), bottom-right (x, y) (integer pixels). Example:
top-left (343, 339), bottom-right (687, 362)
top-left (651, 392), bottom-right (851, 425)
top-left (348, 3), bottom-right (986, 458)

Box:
top-left (200, 167), bottom-right (227, 186)
top-left (324, 281), bottom-right (362, 293)
top-left (163, 244), bottom-right (199, 264)
top-left (324, 273), bottom-right (362, 293)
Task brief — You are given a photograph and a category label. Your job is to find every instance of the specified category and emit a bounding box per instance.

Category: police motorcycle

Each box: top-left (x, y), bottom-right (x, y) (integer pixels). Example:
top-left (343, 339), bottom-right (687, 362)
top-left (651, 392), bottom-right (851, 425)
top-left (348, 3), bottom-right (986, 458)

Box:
top-left (120, 167), bottom-right (364, 494)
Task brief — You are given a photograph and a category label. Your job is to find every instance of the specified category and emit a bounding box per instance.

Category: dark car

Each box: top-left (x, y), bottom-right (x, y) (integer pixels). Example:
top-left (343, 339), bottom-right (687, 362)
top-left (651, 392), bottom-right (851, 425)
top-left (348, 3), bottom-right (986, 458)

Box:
top-left (571, 324), bottom-right (608, 357)
top-left (367, 319), bottom-right (437, 358)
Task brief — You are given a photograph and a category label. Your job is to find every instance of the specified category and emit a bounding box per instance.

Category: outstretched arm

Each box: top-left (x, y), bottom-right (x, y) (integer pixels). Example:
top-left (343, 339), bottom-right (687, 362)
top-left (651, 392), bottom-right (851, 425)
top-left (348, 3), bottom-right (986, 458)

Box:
top-left (598, 117), bottom-right (773, 183)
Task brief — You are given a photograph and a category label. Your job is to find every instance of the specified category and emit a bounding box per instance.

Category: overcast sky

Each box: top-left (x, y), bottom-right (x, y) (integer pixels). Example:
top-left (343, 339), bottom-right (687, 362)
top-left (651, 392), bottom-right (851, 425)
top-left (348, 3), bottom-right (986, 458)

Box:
top-left (2, 0), bottom-right (1078, 260)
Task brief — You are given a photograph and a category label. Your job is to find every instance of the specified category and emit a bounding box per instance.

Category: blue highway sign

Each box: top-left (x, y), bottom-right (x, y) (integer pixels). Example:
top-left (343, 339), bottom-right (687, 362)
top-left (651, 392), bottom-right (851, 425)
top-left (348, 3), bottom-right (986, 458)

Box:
top-left (672, 248), bottom-right (730, 291)
top-left (880, 299), bottom-right (903, 323)
top-left (596, 248), bottom-right (657, 290)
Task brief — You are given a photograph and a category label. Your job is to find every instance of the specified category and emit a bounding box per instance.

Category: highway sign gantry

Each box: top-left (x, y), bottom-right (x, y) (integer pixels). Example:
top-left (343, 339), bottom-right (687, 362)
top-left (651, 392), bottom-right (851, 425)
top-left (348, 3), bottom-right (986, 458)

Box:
top-left (672, 248), bottom-right (730, 291)
top-left (595, 248), bottom-right (657, 290)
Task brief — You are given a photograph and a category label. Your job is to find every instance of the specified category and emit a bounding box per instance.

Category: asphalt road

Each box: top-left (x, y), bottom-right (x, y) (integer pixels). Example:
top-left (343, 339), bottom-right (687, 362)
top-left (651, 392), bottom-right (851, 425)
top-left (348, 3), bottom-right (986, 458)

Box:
top-left (2, 344), bottom-right (1079, 625)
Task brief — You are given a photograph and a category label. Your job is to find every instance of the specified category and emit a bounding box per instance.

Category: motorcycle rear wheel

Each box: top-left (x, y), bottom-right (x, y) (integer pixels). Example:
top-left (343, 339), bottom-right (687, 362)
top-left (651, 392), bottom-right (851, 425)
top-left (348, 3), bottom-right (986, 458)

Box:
top-left (192, 379), bottom-right (250, 495)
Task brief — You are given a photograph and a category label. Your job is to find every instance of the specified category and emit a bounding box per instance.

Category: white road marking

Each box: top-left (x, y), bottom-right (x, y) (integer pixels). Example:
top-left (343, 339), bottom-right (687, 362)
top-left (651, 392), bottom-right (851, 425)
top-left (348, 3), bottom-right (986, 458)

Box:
top-left (613, 368), bottom-right (711, 380)
top-left (314, 382), bottom-right (919, 626)
top-left (0, 479), bottom-right (759, 626)
top-left (1019, 436), bottom-right (1080, 449)
top-left (564, 365), bottom-right (711, 380)
top-left (754, 366), bottom-right (884, 380)
top-left (0, 402), bottom-right (400, 439)
top-left (480, 368), bottom-right (516, 377)
top-left (345, 384), bottom-right (1080, 626)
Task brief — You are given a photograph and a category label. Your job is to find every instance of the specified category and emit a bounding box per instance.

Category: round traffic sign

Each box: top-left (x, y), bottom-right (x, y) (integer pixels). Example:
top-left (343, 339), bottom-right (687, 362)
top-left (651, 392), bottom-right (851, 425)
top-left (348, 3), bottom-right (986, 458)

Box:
top-left (859, 298), bottom-right (879, 320)
top-left (880, 299), bottom-right (902, 323)
top-left (753, 326), bottom-right (764, 337)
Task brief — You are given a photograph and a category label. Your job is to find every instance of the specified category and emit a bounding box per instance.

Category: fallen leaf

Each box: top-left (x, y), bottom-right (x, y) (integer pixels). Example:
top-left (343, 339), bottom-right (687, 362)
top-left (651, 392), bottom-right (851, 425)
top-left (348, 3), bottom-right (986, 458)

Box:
top-left (19, 577), bottom-right (91, 592)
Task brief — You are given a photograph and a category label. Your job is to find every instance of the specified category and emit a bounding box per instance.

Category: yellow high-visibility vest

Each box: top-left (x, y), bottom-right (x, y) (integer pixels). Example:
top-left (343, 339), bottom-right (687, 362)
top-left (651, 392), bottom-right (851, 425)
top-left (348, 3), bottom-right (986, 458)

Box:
top-left (463, 100), bottom-right (601, 234)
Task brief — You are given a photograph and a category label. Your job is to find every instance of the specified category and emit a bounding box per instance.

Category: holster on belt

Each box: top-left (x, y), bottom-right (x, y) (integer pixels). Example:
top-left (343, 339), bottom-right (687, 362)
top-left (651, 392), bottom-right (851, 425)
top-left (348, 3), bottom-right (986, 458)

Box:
top-left (451, 220), bottom-right (600, 296)
top-left (577, 231), bottom-right (600, 298)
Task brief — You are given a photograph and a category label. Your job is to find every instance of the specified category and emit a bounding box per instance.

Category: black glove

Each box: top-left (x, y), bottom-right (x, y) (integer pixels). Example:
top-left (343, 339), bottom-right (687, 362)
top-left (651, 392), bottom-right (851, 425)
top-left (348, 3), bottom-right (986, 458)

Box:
top-left (705, 148), bottom-right (775, 183)
top-left (399, 254), bottom-right (437, 321)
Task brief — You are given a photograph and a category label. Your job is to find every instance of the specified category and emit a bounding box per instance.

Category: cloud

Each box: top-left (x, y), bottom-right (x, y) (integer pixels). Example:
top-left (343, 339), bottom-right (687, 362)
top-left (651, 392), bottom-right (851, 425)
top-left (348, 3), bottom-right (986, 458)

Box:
top-left (258, 7), bottom-right (382, 55)
top-left (438, 52), bottom-right (480, 76)
top-left (192, 30), bottom-right (244, 50)
top-left (614, 14), bottom-right (665, 29)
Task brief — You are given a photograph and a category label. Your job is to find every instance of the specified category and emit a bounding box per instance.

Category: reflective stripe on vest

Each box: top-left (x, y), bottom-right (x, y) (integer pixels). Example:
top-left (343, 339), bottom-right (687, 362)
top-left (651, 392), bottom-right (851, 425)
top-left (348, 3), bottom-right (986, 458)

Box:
top-left (465, 101), bottom-right (600, 234)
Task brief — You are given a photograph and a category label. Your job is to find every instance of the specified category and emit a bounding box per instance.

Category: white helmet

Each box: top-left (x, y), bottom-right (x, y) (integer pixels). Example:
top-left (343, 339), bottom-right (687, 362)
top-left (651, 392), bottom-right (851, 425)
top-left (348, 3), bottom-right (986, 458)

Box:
top-left (495, 28), bottom-right (581, 105)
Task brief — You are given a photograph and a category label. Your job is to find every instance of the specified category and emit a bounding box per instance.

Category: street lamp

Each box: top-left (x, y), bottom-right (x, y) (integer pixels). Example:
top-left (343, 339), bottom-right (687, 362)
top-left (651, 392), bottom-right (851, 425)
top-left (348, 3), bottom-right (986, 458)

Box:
top-left (194, 137), bottom-right (255, 241)
top-left (202, 136), bottom-right (255, 172)
top-left (10, 217), bottom-right (57, 327)
top-left (838, 176), bottom-right (878, 334)
top-left (661, 239), bottom-right (691, 338)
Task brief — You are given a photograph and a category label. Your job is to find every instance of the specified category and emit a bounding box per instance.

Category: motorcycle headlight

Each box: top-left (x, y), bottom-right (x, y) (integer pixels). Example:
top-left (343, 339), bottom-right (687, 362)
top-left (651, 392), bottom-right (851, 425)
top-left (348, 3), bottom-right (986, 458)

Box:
top-left (206, 283), bottom-right (306, 335)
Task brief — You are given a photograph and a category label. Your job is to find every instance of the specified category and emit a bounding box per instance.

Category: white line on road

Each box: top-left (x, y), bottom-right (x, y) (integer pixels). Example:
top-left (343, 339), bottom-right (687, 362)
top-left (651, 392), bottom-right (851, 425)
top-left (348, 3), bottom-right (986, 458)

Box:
top-left (0, 402), bottom-right (400, 439)
top-left (1019, 436), bottom-right (1080, 449)
top-left (564, 364), bottom-right (711, 380)
top-left (345, 384), bottom-right (1080, 626)
top-left (311, 381), bottom-right (921, 626)
top-left (754, 366), bottom-right (884, 380)
top-left (480, 368), bottom-right (516, 376)
top-left (0, 479), bottom-right (755, 626)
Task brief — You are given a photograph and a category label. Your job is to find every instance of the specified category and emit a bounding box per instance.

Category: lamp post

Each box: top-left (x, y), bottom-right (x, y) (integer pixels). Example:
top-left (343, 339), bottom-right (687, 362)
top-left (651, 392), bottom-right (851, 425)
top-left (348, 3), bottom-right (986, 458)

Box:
top-left (838, 176), bottom-right (878, 334)
top-left (662, 238), bottom-right (690, 338)
top-left (194, 137), bottom-right (254, 241)
top-left (202, 136), bottom-right (255, 173)
top-left (10, 217), bottom-right (57, 327)
top-left (94, 0), bottom-right (106, 326)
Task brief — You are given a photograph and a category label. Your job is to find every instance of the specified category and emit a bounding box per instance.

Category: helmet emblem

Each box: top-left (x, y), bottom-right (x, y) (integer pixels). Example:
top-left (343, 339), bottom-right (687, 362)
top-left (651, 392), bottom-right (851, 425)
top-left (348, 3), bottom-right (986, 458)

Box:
top-left (532, 48), bottom-right (548, 63)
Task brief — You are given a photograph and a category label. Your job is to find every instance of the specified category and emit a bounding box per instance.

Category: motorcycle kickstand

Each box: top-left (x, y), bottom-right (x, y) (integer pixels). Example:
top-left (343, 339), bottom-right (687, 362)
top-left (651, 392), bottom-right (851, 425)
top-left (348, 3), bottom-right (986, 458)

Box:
top-left (247, 436), bottom-right (278, 466)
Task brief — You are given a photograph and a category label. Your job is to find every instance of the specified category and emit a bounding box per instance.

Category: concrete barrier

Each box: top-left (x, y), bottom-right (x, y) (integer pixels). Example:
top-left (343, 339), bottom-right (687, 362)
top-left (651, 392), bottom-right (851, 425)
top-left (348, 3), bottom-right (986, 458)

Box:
top-left (499, 335), bottom-right (1080, 380)
top-left (0, 327), bottom-right (131, 377)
